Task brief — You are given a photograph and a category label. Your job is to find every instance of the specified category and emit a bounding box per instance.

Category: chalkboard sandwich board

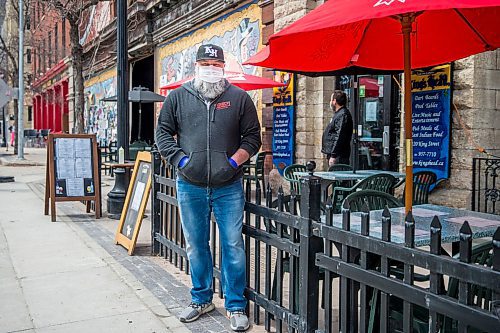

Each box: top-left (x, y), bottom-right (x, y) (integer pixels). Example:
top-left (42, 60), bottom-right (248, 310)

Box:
top-left (44, 133), bottom-right (101, 222)
top-left (115, 151), bottom-right (152, 255)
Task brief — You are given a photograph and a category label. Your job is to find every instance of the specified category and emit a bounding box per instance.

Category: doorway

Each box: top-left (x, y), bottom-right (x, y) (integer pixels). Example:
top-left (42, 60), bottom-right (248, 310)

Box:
top-left (337, 74), bottom-right (400, 171)
top-left (131, 55), bottom-right (155, 144)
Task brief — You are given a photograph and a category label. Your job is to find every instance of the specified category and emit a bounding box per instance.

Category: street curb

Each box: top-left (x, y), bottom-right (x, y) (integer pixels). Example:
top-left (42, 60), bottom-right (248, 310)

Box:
top-left (0, 157), bottom-right (44, 166)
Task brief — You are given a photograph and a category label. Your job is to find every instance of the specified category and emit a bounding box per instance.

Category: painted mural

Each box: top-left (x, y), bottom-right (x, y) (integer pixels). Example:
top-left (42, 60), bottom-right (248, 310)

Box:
top-left (156, 3), bottom-right (262, 112)
top-left (79, 2), bottom-right (113, 46)
top-left (84, 68), bottom-right (117, 147)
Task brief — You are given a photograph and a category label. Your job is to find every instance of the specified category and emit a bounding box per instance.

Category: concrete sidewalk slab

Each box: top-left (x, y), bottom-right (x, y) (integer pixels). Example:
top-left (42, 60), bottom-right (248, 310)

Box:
top-left (3, 221), bottom-right (107, 278)
top-left (35, 310), bottom-right (171, 333)
top-left (21, 266), bottom-right (149, 328)
top-left (0, 231), bottom-right (34, 333)
top-left (0, 161), bottom-right (183, 333)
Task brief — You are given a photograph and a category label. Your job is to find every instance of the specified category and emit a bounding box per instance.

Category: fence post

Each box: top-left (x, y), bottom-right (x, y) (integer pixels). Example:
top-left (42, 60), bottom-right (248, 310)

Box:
top-left (298, 161), bottom-right (322, 333)
top-left (491, 228), bottom-right (499, 317)
top-left (151, 150), bottom-right (161, 255)
top-left (471, 158), bottom-right (477, 211)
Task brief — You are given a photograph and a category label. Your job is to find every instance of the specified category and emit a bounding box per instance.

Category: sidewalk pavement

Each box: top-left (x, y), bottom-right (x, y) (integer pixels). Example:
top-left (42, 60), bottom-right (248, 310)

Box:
top-left (0, 148), bottom-right (250, 333)
top-left (0, 147), bottom-right (46, 167)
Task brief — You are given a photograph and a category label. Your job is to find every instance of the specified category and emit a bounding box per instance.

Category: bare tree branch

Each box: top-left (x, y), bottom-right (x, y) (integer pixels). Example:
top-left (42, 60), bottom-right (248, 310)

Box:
top-left (0, 33), bottom-right (18, 74)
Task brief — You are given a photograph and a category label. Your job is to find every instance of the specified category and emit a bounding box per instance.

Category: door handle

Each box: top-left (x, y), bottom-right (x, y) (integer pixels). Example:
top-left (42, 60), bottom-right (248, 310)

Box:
top-left (383, 126), bottom-right (390, 155)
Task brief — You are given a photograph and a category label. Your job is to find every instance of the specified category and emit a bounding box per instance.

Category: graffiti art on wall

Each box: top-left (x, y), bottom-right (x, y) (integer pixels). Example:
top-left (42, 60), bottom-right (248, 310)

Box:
top-left (79, 2), bottom-right (113, 46)
top-left (84, 69), bottom-right (117, 147)
top-left (156, 3), bottom-right (262, 112)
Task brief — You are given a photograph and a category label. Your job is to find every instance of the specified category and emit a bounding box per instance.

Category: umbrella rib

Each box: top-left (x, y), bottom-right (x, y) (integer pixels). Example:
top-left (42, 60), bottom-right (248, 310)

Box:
top-left (350, 20), bottom-right (373, 65)
top-left (453, 9), bottom-right (492, 50)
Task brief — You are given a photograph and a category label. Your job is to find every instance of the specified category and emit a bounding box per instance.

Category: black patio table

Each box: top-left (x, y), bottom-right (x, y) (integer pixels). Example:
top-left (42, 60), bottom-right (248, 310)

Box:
top-left (325, 204), bottom-right (500, 254)
top-left (297, 169), bottom-right (406, 204)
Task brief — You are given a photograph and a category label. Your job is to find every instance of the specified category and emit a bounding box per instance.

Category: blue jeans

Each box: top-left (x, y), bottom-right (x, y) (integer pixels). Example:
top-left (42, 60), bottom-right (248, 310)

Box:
top-left (176, 177), bottom-right (247, 311)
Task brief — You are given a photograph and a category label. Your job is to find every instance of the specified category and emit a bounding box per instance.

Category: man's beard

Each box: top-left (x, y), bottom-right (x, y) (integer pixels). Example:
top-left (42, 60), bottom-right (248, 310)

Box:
top-left (193, 78), bottom-right (227, 100)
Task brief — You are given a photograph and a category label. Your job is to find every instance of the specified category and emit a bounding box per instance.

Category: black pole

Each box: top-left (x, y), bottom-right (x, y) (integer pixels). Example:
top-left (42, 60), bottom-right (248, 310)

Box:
top-left (107, 1), bottom-right (130, 219)
top-left (117, 1), bottom-right (129, 159)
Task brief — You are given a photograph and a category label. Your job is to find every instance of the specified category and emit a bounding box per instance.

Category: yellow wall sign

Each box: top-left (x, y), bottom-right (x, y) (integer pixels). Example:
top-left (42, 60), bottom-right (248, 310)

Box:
top-left (411, 64), bottom-right (451, 92)
top-left (273, 71), bottom-right (294, 107)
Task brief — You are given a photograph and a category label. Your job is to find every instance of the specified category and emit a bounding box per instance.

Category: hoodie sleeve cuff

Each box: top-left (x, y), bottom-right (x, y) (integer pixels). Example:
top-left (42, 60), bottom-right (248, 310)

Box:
top-left (171, 151), bottom-right (188, 168)
top-left (240, 143), bottom-right (258, 158)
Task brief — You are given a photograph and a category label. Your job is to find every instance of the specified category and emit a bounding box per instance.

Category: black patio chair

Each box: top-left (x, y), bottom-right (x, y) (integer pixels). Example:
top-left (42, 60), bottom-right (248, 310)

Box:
top-left (242, 151), bottom-right (270, 193)
top-left (39, 129), bottom-right (50, 147)
top-left (402, 171), bottom-right (437, 205)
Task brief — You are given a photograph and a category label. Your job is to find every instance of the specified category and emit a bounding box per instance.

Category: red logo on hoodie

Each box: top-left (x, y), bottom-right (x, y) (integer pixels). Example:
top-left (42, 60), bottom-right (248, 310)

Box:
top-left (216, 101), bottom-right (231, 110)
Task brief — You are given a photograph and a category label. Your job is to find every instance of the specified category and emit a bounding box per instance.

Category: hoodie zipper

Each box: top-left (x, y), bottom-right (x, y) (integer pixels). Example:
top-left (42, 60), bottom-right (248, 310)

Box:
top-left (183, 81), bottom-right (228, 187)
top-left (205, 100), bottom-right (211, 187)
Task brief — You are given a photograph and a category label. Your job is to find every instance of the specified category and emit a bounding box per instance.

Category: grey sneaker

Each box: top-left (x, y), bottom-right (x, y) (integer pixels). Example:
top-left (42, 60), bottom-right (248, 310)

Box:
top-left (179, 302), bottom-right (215, 323)
top-left (229, 310), bottom-right (249, 331)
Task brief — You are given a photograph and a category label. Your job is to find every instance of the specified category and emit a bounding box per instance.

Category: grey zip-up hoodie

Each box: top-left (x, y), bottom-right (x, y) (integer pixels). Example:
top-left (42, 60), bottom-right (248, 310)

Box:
top-left (155, 80), bottom-right (262, 188)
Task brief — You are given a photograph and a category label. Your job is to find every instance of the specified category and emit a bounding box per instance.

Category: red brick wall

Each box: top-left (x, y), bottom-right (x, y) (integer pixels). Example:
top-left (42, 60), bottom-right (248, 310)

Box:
top-left (31, 3), bottom-right (70, 79)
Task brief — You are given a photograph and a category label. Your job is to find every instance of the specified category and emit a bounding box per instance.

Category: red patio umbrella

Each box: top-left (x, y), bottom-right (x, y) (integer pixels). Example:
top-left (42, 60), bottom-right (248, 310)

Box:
top-left (244, 0), bottom-right (500, 213)
top-left (160, 71), bottom-right (285, 92)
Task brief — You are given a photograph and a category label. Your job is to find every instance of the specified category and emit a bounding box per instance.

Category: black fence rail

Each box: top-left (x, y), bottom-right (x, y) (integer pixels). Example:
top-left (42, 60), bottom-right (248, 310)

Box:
top-left (151, 151), bottom-right (500, 333)
top-left (316, 202), bottom-right (500, 333)
top-left (151, 151), bottom-right (320, 332)
top-left (472, 157), bottom-right (500, 215)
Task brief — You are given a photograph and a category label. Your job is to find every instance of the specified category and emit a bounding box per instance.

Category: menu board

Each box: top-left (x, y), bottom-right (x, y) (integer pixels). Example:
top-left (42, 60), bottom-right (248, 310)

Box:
top-left (115, 152), bottom-right (152, 255)
top-left (272, 71), bottom-right (295, 175)
top-left (411, 64), bottom-right (452, 181)
top-left (54, 138), bottom-right (95, 197)
top-left (44, 134), bottom-right (101, 222)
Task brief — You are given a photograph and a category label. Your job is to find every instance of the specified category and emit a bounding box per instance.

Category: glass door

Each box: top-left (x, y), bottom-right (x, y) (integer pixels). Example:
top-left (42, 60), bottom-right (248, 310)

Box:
top-left (336, 74), bottom-right (399, 171)
top-left (357, 75), bottom-right (385, 170)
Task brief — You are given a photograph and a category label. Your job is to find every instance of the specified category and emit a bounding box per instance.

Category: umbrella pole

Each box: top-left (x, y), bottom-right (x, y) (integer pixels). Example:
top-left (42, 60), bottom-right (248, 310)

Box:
top-left (402, 15), bottom-right (414, 214)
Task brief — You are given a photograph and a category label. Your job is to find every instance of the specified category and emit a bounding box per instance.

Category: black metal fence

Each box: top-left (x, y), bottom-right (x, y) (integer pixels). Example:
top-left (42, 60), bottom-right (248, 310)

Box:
top-left (152, 151), bottom-right (500, 332)
top-left (472, 157), bottom-right (499, 215)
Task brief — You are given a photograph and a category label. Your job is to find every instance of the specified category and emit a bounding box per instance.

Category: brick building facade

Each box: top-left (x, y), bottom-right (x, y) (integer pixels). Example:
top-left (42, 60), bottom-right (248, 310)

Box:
top-left (31, 2), bottom-right (75, 134)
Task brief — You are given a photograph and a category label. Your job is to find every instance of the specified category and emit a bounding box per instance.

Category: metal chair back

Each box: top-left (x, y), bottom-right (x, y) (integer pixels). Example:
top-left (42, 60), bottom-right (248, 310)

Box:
top-left (284, 164), bottom-right (307, 195)
top-left (331, 173), bottom-right (398, 213)
top-left (412, 171), bottom-right (437, 205)
top-left (344, 189), bottom-right (403, 212)
top-left (328, 163), bottom-right (353, 172)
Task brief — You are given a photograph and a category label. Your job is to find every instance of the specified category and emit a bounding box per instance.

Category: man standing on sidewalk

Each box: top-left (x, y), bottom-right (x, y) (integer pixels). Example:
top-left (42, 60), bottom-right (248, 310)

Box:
top-left (321, 90), bottom-right (353, 167)
top-left (155, 44), bottom-right (261, 331)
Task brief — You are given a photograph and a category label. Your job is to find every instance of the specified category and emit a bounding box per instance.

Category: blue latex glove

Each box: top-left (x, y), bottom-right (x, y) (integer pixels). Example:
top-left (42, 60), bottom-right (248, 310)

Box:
top-left (228, 157), bottom-right (238, 169)
top-left (178, 156), bottom-right (189, 168)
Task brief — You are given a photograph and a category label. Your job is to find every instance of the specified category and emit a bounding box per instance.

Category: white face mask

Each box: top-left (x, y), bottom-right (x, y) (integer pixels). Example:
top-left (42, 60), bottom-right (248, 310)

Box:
top-left (196, 65), bottom-right (224, 83)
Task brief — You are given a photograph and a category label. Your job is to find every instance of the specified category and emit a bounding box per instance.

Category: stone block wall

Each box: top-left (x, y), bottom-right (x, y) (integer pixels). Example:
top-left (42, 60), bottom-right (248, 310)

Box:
top-left (430, 49), bottom-right (500, 208)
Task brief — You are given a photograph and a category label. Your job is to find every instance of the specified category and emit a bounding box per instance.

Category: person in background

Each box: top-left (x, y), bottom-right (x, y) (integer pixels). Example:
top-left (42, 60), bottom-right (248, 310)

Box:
top-left (155, 44), bottom-right (261, 332)
top-left (321, 90), bottom-right (353, 167)
top-left (9, 124), bottom-right (15, 148)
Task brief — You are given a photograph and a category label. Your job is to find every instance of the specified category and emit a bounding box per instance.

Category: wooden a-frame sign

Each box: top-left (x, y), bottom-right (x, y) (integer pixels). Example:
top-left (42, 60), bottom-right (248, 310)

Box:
top-left (115, 151), bottom-right (152, 255)
top-left (44, 133), bottom-right (102, 222)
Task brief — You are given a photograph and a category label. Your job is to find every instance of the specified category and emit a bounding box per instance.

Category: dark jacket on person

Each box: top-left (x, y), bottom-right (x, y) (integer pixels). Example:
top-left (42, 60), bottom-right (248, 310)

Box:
top-left (155, 80), bottom-right (262, 188)
top-left (321, 106), bottom-right (353, 159)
